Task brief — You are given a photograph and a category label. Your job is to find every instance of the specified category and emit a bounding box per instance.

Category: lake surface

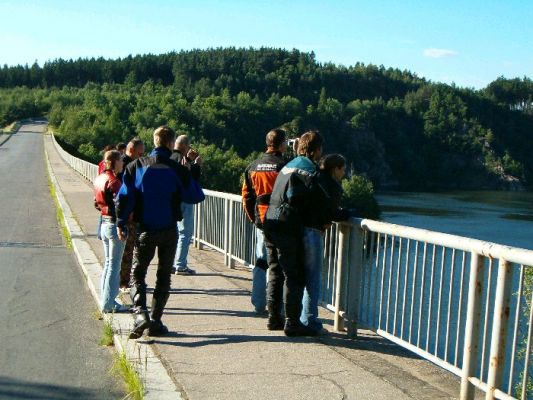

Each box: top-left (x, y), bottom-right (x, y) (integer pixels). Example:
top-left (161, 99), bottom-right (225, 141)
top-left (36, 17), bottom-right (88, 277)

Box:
top-left (376, 191), bottom-right (533, 251)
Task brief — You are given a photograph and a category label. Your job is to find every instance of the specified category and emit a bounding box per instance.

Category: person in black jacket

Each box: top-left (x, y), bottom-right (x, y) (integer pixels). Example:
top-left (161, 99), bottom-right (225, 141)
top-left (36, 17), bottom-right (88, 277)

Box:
top-left (118, 138), bottom-right (144, 292)
top-left (241, 128), bottom-right (287, 317)
top-left (300, 154), bottom-right (351, 333)
top-left (116, 126), bottom-right (191, 339)
top-left (263, 131), bottom-right (324, 336)
top-left (170, 134), bottom-right (202, 275)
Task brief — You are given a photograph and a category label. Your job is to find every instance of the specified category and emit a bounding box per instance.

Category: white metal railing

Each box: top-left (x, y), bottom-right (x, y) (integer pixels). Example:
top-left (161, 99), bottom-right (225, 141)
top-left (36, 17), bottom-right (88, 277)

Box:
top-left (52, 135), bottom-right (532, 400)
top-left (51, 133), bottom-right (98, 182)
top-left (192, 191), bottom-right (533, 400)
top-left (341, 220), bottom-right (533, 400)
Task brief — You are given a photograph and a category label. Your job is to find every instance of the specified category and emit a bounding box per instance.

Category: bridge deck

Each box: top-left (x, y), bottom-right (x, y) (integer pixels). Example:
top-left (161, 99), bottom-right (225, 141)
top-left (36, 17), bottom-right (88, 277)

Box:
top-left (44, 133), bottom-right (475, 400)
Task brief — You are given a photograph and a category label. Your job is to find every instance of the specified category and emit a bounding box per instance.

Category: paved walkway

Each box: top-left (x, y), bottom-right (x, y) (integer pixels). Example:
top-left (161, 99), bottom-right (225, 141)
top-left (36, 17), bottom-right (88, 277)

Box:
top-left (44, 133), bottom-right (472, 400)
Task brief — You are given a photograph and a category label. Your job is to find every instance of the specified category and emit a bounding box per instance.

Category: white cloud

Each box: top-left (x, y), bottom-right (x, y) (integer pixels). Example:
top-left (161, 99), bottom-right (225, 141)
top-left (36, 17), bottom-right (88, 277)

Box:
top-left (423, 48), bottom-right (459, 58)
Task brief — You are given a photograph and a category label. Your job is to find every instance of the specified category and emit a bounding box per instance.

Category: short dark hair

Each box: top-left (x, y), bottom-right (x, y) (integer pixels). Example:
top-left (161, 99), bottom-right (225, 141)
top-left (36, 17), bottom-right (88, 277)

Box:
top-left (153, 126), bottom-right (176, 148)
top-left (102, 144), bottom-right (115, 155)
top-left (128, 137), bottom-right (143, 149)
top-left (266, 128), bottom-right (286, 149)
top-left (116, 142), bottom-right (127, 151)
top-left (297, 131), bottom-right (323, 158)
top-left (320, 154), bottom-right (346, 173)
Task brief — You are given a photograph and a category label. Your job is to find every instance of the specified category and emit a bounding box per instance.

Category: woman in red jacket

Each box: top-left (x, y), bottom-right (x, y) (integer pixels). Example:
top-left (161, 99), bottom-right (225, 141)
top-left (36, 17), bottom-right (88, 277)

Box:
top-left (94, 150), bottom-right (127, 313)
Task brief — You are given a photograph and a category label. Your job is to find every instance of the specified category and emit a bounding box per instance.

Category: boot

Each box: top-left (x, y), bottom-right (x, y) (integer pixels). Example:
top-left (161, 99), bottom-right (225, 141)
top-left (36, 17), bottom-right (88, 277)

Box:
top-left (148, 319), bottom-right (169, 337)
top-left (129, 284), bottom-right (151, 339)
top-left (130, 311), bottom-right (150, 339)
top-left (284, 303), bottom-right (317, 337)
top-left (148, 292), bottom-right (170, 337)
top-left (267, 301), bottom-right (284, 331)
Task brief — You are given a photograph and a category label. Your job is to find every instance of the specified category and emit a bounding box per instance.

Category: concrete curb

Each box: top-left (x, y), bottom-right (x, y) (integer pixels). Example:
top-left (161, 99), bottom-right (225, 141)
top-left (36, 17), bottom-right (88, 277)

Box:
top-left (0, 122), bottom-right (21, 146)
top-left (0, 133), bottom-right (12, 146)
top-left (44, 138), bottom-right (181, 400)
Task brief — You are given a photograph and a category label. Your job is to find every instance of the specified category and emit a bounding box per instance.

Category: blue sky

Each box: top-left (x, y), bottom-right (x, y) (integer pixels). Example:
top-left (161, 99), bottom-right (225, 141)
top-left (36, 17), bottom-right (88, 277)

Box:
top-left (1, 0), bottom-right (531, 89)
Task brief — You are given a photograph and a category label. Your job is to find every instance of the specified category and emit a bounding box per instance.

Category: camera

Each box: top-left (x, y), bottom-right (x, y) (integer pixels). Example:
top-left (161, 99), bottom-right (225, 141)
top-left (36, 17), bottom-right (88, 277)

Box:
top-left (288, 139), bottom-right (296, 147)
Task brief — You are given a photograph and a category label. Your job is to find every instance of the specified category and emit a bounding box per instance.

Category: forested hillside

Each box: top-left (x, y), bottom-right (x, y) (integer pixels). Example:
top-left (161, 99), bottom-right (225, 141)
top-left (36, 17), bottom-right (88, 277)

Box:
top-left (1, 47), bottom-right (532, 191)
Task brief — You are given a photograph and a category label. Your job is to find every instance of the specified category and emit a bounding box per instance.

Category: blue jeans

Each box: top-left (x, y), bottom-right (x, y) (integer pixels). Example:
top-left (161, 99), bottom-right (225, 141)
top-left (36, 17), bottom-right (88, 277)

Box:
top-left (96, 215), bottom-right (102, 240)
top-left (100, 221), bottom-right (126, 312)
top-left (174, 203), bottom-right (194, 269)
top-left (300, 227), bottom-right (324, 331)
top-left (251, 228), bottom-right (268, 313)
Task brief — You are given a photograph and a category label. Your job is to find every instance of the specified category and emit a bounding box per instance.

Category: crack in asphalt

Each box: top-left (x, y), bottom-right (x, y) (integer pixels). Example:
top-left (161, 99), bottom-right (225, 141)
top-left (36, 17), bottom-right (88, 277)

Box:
top-left (0, 241), bottom-right (65, 249)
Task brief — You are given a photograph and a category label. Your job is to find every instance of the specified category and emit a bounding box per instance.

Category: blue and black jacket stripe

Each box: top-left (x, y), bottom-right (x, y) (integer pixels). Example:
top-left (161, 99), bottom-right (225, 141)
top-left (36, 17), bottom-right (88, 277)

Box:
top-left (116, 147), bottom-right (191, 232)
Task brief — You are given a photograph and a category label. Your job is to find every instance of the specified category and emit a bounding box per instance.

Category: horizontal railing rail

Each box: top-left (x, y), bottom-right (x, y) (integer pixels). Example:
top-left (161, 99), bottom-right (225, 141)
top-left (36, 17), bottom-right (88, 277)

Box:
top-left (50, 133), bottom-right (98, 182)
top-left (52, 134), bottom-right (532, 400)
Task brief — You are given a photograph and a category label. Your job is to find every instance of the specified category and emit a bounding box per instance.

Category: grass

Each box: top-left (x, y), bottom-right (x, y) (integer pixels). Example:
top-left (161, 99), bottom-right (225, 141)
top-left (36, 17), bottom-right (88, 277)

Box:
top-left (1, 121), bottom-right (18, 133)
top-left (0, 121), bottom-right (19, 146)
top-left (92, 309), bottom-right (104, 320)
top-left (99, 318), bottom-right (115, 346)
top-left (46, 163), bottom-right (73, 249)
top-left (112, 351), bottom-right (145, 400)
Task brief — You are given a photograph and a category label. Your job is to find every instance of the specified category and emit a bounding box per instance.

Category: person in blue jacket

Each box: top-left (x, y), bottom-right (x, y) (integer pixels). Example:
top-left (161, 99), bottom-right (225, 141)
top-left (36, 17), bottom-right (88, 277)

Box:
top-left (116, 125), bottom-right (191, 339)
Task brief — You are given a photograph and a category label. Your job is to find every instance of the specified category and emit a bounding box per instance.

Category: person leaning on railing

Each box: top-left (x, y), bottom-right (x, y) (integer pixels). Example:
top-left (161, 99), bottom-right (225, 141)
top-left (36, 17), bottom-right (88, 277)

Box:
top-left (263, 131), bottom-right (324, 337)
top-left (300, 154), bottom-right (352, 334)
top-left (93, 150), bottom-right (128, 313)
top-left (241, 128), bottom-right (288, 317)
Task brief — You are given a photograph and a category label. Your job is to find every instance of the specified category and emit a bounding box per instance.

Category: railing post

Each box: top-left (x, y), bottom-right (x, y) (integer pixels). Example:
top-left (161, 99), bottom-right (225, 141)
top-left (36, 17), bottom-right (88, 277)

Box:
top-left (334, 224), bottom-right (350, 332)
top-left (227, 200), bottom-right (235, 269)
top-left (197, 201), bottom-right (204, 250)
top-left (460, 252), bottom-right (485, 400)
top-left (485, 258), bottom-right (512, 400)
top-left (193, 204), bottom-right (199, 249)
top-left (223, 198), bottom-right (229, 266)
top-left (345, 224), bottom-right (365, 339)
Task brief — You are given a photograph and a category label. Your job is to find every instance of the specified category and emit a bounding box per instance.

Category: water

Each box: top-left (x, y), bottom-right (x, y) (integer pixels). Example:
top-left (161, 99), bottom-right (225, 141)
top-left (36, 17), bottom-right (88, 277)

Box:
top-left (376, 191), bottom-right (533, 251)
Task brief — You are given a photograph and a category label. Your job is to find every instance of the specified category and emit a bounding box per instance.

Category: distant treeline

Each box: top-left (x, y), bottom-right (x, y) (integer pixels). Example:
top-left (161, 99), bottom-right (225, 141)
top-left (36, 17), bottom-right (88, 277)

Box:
top-left (1, 47), bottom-right (532, 192)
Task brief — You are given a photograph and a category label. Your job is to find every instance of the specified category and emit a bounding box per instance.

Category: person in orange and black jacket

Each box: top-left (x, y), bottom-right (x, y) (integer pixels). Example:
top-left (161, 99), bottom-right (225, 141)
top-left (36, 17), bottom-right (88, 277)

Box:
top-left (93, 150), bottom-right (128, 313)
top-left (242, 128), bottom-right (287, 318)
top-left (263, 131), bottom-right (324, 336)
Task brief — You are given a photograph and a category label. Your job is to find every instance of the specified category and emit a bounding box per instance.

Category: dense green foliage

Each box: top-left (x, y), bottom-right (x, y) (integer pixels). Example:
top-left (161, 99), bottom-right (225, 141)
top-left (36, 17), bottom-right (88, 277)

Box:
top-left (342, 175), bottom-right (381, 220)
top-left (1, 47), bottom-right (532, 194)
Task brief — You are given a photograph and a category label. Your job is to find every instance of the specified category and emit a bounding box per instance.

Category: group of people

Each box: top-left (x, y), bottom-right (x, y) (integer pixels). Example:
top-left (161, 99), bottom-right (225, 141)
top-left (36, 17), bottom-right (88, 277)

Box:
top-left (93, 127), bottom-right (203, 338)
top-left (93, 124), bottom-right (351, 339)
top-left (243, 129), bottom-right (352, 336)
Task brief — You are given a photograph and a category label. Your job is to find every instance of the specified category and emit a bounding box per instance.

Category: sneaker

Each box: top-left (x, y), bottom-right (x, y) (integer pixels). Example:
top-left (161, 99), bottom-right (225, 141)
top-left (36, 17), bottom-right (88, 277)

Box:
top-left (103, 303), bottom-right (130, 313)
top-left (175, 267), bottom-right (196, 275)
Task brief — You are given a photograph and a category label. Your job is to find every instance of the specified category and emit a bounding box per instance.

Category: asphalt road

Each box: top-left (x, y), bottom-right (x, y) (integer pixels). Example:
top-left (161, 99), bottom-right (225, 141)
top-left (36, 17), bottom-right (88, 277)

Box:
top-left (0, 122), bottom-right (123, 399)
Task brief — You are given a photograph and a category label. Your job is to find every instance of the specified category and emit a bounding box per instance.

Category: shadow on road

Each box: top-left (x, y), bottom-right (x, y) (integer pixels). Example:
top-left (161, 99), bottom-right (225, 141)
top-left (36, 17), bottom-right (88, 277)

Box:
top-left (0, 376), bottom-right (113, 400)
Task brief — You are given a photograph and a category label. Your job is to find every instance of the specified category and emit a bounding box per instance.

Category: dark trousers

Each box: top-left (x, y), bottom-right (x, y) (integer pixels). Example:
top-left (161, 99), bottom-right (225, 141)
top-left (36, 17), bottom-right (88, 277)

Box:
top-left (130, 227), bottom-right (177, 317)
top-left (120, 222), bottom-right (137, 287)
top-left (264, 229), bottom-right (305, 318)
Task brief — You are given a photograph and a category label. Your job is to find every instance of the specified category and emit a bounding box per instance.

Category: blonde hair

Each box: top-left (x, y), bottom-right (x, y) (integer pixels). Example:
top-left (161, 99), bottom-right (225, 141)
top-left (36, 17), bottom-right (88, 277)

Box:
top-left (153, 126), bottom-right (176, 148)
